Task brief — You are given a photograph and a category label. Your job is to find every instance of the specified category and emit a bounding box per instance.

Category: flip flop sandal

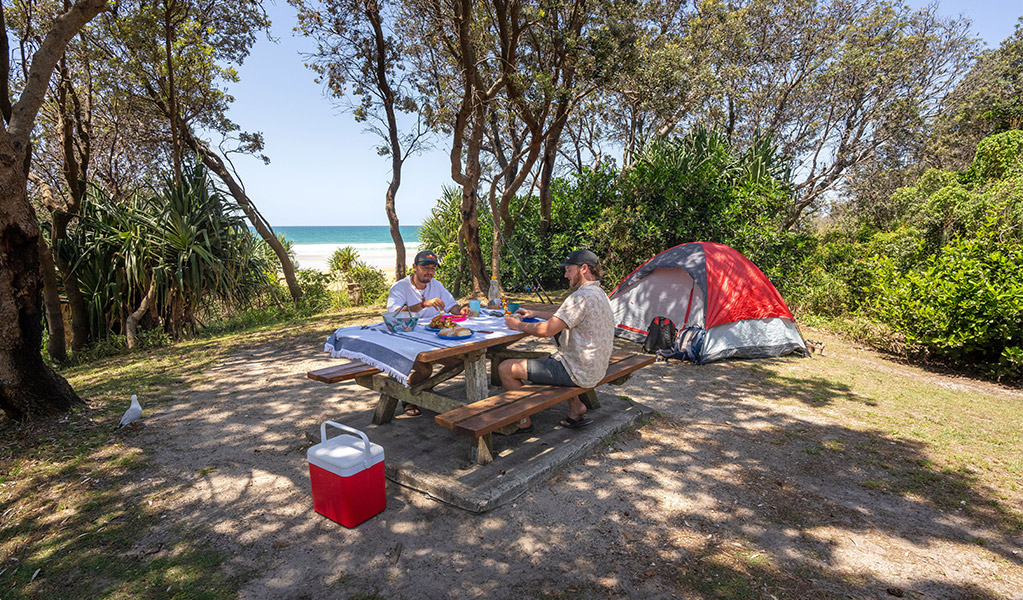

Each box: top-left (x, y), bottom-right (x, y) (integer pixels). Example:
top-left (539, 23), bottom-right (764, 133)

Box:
top-left (511, 424), bottom-right (535, 435)
top-left (402, 404), bottom-right (422, 417)
top-left (560, 415), bottom-right (592, 429)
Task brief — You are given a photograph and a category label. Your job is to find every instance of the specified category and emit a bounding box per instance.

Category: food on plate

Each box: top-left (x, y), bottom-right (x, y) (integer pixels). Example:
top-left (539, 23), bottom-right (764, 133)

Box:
top-left (429, 314), bottom-right (453, 329)
top-left (439, 326), bottom-right (472, 338)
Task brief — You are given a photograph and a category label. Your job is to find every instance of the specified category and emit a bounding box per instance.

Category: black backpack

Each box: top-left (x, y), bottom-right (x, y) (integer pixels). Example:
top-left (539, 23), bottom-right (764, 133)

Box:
top-left (643, 317), bottom-right (677, 354)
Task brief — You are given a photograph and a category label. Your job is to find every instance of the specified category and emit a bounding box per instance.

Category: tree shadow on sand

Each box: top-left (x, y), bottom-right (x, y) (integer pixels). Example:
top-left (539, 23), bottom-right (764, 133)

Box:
top-left (5, 328), bottom-right (1020, 599)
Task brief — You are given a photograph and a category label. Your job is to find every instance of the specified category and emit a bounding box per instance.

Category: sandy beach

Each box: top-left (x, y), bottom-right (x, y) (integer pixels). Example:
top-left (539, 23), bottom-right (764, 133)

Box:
top-left (292, 242), bottom-right (420, 273)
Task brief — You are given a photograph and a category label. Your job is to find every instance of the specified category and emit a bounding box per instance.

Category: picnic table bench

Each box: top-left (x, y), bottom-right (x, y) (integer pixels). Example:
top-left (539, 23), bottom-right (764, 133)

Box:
top-left (435, 351), bottom-right (655, 464)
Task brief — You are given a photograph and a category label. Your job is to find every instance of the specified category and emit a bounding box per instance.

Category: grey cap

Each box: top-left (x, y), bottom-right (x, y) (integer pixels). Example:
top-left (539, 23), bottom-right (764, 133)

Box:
top-left (558, 249), bottom-right (599, 268)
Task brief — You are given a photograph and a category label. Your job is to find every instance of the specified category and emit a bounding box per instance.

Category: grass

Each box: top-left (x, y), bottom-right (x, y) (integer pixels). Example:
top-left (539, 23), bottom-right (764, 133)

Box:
top-left (754, 347), bottom-right (1023, 530)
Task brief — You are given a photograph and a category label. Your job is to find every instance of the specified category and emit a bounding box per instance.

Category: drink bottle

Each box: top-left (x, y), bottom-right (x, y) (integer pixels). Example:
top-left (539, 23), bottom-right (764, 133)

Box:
top-left (487, 276), bottom-right (501, 309)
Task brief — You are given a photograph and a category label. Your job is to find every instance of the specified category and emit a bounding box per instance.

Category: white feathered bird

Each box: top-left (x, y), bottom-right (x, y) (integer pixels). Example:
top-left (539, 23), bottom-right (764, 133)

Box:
top-left (116, 395), bottom-right (143, 430)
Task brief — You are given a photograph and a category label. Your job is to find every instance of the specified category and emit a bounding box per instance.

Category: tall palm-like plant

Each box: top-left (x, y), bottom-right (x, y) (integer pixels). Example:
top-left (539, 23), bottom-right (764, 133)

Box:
top-left (60, 160), bottom-right (276, 345)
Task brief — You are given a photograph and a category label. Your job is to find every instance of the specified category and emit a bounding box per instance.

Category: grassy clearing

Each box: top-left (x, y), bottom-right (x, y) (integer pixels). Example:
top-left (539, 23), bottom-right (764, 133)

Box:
top-left (752, 335), bottom-right (1023, 532)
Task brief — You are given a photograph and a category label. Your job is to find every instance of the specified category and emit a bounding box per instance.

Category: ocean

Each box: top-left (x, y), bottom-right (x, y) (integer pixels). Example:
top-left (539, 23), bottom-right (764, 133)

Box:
top-left (272, 225), bottom-right (421, 273)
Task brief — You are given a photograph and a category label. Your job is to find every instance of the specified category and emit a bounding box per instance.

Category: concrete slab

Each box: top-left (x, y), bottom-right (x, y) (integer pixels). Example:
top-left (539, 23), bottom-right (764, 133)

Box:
top-left (328, 380), bottom-right (654, 513)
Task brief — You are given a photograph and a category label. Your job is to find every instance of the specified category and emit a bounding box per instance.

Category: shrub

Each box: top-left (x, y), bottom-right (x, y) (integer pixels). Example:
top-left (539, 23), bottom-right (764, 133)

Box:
top-left (347, 262), bottom-right (388, 303)
top-left (865, 215), bottom-right (1023, 373)
top-left (328, 246), bottom-right (360, 274)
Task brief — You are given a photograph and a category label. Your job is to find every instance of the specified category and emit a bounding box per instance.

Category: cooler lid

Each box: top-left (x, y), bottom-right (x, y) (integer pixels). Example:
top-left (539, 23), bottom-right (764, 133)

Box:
top-left (308, 436), bottom-right (385, 478)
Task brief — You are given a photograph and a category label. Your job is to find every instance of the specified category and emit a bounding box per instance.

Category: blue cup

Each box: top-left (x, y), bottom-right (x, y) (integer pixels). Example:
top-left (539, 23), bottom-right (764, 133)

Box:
top-left (507, 302), bottom-right (520, 314)
top-left (468, 299), bottom-right (481, 315)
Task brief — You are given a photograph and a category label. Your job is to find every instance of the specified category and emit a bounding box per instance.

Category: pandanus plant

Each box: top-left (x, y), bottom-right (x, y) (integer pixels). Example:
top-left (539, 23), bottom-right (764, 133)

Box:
top-left (60, 161), bottom-right (275, 347)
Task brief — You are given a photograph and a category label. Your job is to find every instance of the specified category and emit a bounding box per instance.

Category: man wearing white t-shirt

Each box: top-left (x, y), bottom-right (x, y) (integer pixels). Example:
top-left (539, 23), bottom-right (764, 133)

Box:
top-left (386, 250), bottom-right (469, 415)
top-left (386, 250), bottom-right (469, 320)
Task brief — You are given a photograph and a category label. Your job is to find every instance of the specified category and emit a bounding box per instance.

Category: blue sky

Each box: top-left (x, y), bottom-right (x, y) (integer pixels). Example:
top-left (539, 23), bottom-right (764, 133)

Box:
top-left (225, 0), bottom-right (1022, 227)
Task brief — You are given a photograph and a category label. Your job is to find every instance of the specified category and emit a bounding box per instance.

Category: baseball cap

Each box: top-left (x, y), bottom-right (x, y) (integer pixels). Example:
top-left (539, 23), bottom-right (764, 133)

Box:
top-left (558, 249), bottom-right (599, 268)
top-left (414, 250), bottom-right (440, 266)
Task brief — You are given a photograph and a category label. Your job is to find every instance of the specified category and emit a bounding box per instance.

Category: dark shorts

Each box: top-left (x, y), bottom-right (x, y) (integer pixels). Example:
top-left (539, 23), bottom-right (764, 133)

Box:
top-left (525, 357), bottom-right (578, 387)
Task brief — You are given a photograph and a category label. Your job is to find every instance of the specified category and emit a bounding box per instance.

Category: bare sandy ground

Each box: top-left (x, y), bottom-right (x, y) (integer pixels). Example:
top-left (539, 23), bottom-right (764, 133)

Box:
top-left (121, 324), bottom-right (1023, 599)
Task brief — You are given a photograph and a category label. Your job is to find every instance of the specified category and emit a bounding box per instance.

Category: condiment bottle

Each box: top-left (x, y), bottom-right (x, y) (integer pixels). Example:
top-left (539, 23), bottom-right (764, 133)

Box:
top-left (488, 276), bottom-right (501, 309)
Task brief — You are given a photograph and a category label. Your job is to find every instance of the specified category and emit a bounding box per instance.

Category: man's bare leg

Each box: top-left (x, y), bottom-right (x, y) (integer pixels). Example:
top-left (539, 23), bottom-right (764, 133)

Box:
top-left (563, 396), bottom-right (587, 423)
top-left (497, 359), bottom-right (531, 429)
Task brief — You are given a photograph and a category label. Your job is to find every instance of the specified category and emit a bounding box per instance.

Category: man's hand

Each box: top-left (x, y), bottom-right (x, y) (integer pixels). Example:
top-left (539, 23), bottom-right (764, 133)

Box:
top-left (516, 308), bottom-right (532, 318)
top-left (504, 315), bottom-right (521, 330)
top-left (422, 297), bottom-right (444, 310)
top-left (458, 304), bottom-right (472, 316)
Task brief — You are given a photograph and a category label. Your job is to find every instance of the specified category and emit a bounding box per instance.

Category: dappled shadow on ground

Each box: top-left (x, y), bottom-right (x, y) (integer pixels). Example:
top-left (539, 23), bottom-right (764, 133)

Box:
top-left (122, 328), bottom-right (1021, 599)
top-left (5, 320), bottom-right (1020, 599)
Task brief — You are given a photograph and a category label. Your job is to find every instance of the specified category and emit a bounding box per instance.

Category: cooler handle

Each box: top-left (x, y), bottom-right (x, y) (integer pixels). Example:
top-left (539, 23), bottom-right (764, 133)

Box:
top-left (321, 421), bottom-right (372, 469)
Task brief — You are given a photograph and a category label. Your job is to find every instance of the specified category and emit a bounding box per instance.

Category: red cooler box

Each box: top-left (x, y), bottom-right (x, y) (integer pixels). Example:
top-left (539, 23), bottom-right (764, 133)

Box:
top-left (307, 421), bottom-right (385, 527)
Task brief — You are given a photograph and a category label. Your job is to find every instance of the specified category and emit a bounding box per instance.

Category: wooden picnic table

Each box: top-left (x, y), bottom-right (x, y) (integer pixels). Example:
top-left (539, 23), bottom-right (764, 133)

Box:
top-left (308, 316), bottom-right (536, 423)
top-left (358, 328), bottom-right (532, 425)
top-left (308, 312), bottom-right (654, 465)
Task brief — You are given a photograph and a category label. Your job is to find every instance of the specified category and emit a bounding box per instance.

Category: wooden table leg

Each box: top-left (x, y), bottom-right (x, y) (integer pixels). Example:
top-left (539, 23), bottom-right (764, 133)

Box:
top-left (463, 350), bottom-right (488, 403)
top-left (463, 350), bottom-right (493, 464)
top-left (471, 434), bottom-right (494, 465)
top-left (580, 388), bottom-right (600, 410)
top-left (372, 393), bottom-right (399, 425)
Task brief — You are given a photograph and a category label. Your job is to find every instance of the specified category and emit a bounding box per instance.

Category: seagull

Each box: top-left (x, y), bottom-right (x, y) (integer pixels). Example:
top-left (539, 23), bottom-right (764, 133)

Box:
top-left (116, 395), bottom-right (143, 430)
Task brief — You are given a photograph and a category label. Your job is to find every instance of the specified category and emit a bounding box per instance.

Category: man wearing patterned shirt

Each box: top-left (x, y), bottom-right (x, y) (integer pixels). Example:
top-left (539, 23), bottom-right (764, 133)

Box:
top-left (500, 249), bottom-right (615, 431)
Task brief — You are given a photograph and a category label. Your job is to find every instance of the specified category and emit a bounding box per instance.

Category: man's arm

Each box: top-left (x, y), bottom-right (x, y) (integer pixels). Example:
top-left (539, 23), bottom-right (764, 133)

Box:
top-left (505, 315), bottom-right (568, 338)
top-left (517, 308), bottom-right (556, 320)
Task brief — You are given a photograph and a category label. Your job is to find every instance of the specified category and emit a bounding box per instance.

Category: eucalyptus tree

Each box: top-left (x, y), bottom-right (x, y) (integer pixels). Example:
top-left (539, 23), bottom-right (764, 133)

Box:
top-left (589, 0), bottom-right (976, 230)
top-left (927, 19), bottom-right (1023, 170)
top-left (0, 0), bottom-right (108, 420)
top-left (92, 0), bottom-right (305, 302)
top-left (725, 0), bottom-right (975, 228)
top-left (292, 0), bottom-right (430, 281)
top-left (399, 0), bottom-right (507, 293)
top-left (402, 0), bottom-right (633, 292)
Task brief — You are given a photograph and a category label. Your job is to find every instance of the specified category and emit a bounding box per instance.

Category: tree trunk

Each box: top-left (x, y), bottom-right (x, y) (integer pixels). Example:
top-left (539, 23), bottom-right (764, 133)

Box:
top-left (163, 0), bottom-right (182, 182)
top-left (52, 211), bottom-right (92, 351)
top-left (366, 0), bottom-right (407, 281)
top-left (459, 184), bottom-right (488, 294)
top-left (38, 236), bottom-right (68, 364)
top-left (0, 169), bottom-right (84, 420)
top-left (0, 0), bottom-right (106, 420)
top-left (28, 172), bottom-right (91, 352)
top-left (178, 127), bottom-right (303, 302)
top-left (126, 279), bottom-right (156, 350)
top-left (386, 185), bottom-right (405, 280)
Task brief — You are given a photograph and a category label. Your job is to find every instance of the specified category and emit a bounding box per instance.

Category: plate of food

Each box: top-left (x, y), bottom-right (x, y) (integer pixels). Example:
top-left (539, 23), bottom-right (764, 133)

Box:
top-left (428, 314), bottom-right (466, 331)
top-left (437, 326), bottom-right (473, 340)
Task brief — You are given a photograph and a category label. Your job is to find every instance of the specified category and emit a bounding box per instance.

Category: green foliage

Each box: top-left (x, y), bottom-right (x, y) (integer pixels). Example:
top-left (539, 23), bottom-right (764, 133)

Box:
top-left (865, 215), bottom-right (1023, 372)
top-left (347, 262), bottom-right (388, 303)
top-left (58, 161), bottom-right (277, 343)
top-left (328, 246), bottom-right (360, 274)
top-left (590, 128), bottom-right (804, 285)
top-left (968, 130), bottom-right (1023, 181)
top-left (497, 165), bottom-right (614, 291)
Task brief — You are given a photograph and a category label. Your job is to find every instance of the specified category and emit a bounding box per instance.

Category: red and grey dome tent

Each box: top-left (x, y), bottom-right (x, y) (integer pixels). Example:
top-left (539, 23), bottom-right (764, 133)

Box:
top-left (608, 242), bottom-right (807, 363)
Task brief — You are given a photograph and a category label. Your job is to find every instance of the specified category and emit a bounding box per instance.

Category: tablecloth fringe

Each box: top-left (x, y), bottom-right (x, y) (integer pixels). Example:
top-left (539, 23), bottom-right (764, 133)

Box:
top-left (323, 344), bottom-right (411, 386)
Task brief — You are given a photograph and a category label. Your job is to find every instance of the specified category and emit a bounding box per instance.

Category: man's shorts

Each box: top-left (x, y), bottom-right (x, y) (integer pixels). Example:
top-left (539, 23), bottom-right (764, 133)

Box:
top-left (525, 357), bottom-right (577, 387)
